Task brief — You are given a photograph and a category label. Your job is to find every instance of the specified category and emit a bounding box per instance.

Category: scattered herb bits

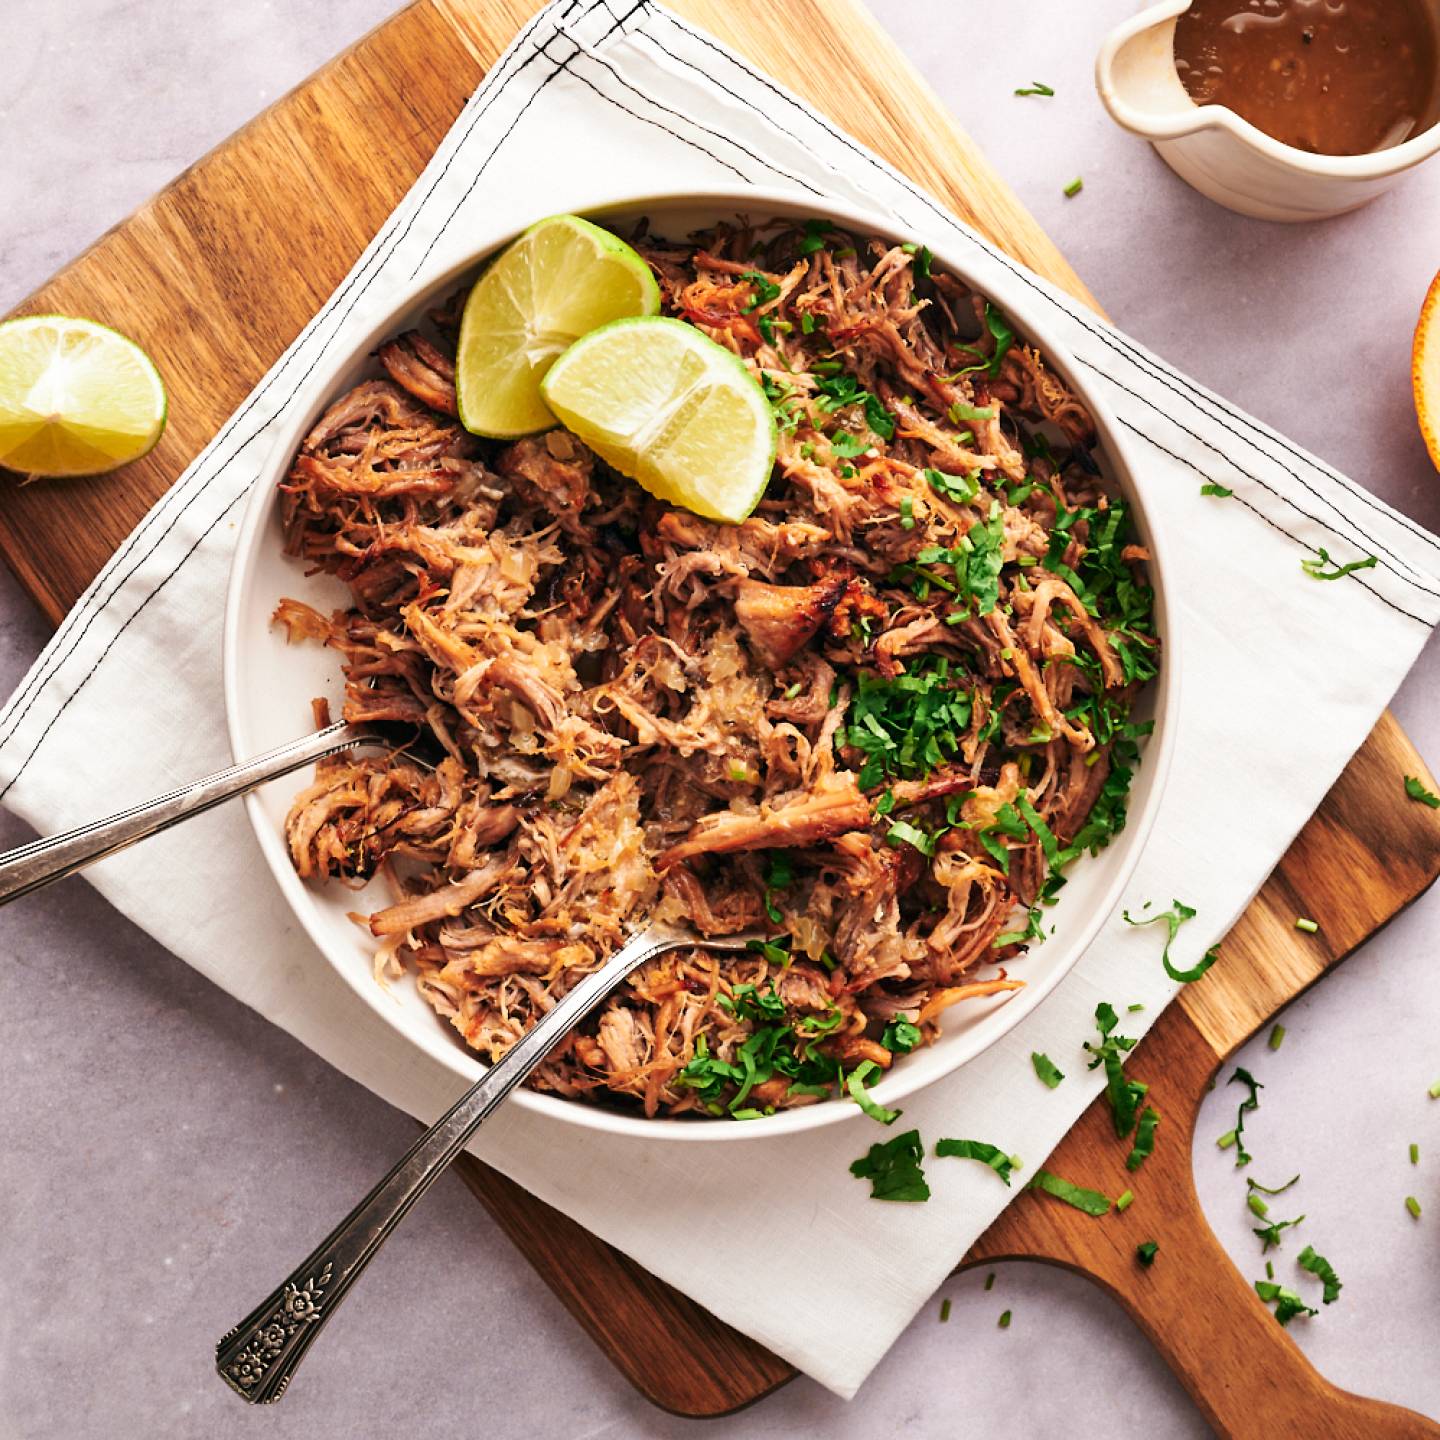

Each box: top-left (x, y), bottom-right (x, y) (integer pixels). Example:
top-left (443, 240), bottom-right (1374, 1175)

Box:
top-left (1063, 177), bottom-right (1084, 198)
top-left (1029, 1168), bottom-right (1111, 1216)
top-left (1200, 482), bottom-right (1234, 497)
top-left (1268, 1023), bottom-right (1286, 1050)
top-left (1136, 1241), bottom-right (1158, 1266)
top-left (850, 1129), bottom-right (930, 1202)
top-left (939, 1298), bottom-right (952, 1323)
top-left (1301, 547), bottom-right (1378, 581)
top-left (998, 1309), bottom-right (1012, 1329)
top-left (1015, 80), bottom-right (1055, 97)
top-left (1411, 1143), bottom-right (1420, 1165)
top-left (1431, 1080), bottom-right (1440, 1100)
top-left (1219, 1067), bottom-right (1263, 1166)
top-left (1404, 775), bottom-right (1440, 808)
top-left (1256, 1281), bottom-right (1316, 1325)
top-left (1123, 899), bottom-right (1217, 982)
top-left (1294, 917), bottom-right (1318, 934)
top-left (1296, 1245), bottom-right (1342, 1304)
top-left (1127, 1106), bottom-right (1161, 1171)
top-left (984, 1272), bottom-right (996, 1292)
top-left (1406, 1195), bottom-right (1423, 1219)
top-left (1115, 1189), bottom-right (1135, 1213)
top-left (1031, 1051), bottom-right (1065, 1089)
top-left (936, 1138), bottom-right (1018, 1186)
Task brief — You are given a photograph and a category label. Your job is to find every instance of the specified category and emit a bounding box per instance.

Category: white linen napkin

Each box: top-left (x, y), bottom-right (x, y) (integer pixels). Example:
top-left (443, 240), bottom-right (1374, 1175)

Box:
top-left (5, 0), bottom-right (1440, 1399)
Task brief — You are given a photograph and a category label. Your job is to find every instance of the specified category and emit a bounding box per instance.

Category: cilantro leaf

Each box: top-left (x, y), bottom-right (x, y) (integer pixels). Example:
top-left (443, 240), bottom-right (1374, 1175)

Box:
top-left (850, 1128), bottom-right (931, 1201)
top-left (1124, 899), bottom-right (1216, 982)
top-left (1301, 546), bottom-right (1378, 581)
top-left (1405, 775), bottom-right (1440, 808)
top-left (739, 270), bottom-right (781, 312)
top-left (1296, 1244), bottom-right (1342, 1304)
top-left (1126, 1105), bottom-right (1161, 1171)
top-left (1255, 1280), bottom-right (1316, 1325)
top-left (846, 1060), bottom-right (901, 1125)
top-left (1028, 1169), bottom-right (1111, 1216)
top-left (845, 657), bottom-right (973, 788)
top-left (798, 218), bottom-right (830, 255)
top-left (936, 1137), bottom-right (1019, 1186)
top-left (1031, 1052), bottom-right (1065, 1088)
top-left (1218, 1066), bottom-right (1263, 1167)
top-left (952, 302), bottom-right (1015, 380)
top-left (1247, 1173), bottom-right (1300, 1197)
top-left (1084, 1001), bottom-right (1145, 1139)
top-left (883, 1019), bottom-right (923, 1054)
top-left (1136, 1241), bottom-right (1158, 1266)
top-left (1253, 1214), bottom-right (1305, 1252)
top-left (1014, 80), bottom-right (1056, 97)
top-left (1200, 482), bottom-right (1233, 497)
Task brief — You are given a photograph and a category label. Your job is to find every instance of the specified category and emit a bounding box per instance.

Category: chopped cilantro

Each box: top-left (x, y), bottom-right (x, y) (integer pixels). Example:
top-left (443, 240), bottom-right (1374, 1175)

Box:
top-left (1254, 1215), bottom-right (1304, 1251)
top-left (1031, 1052), bottom-right (1065, 1088)
top-left (917, 501), bottom-right (1005, 614)
top-left (924, 467), bottom-right (980, 504)
top-left (798, 218), bottom-right (830, 255)
top-left (886, 819), bottom-right (938, 857)
top-left (1126, 1106), bottom-right (1161, 1171)
top-left (845, 656), bottom-right (973, 787)
top-left (997, 1309), bottom-right (1012, 1329)
top-left (1123, 899), bottom-right (1216, 982)
top-left (1248, 1173), bottom-right (1300, 1196)
top-left (983, 1272), bottom-right (996, 1291)
top-left (763, 851), bottom-right (793, 924)
top-left (1296, 1245), bottom-right (1342, 1304)
top-left (1301, 546), bottom-right (1378, 581)
top-left (1136, 1241), bottom-right (1158, 1266)
top-left (1029, 1168), bottom-right (1111, 1216)
top-left (846, 1060), bottom-right (901, 1125)
top-left (936, 1138), bottom-right (1018, 1186)
top-left (828, 428), bottom-right (870, 459)
top-left (740, 270), bottom-right (781, 312)
top-left (1014, 80), bottom-right (1055, 97)
top-left (813, 372), bottom-right (895, 440)
top-left (1256, 1280), bottom-right (1316, 1325)
top-left (1200, 482), bottom-right (1234, 497)
top-left (913, 245), bottom-right (933, 280)
top-left (1221, 1066), bottom-right (1263, 1167)
top-left (1084, 1001), bottom-right (1146, 1139)
top-left (883, 1018), bottom-right (923, 1054)
top-left (951, 301), bottom-right (1015, 381)
top-left (850, 1128), bottom-right (930, 1201)
top-left (948, 400), bottom-right (997, 422)
top-left (1405, 775), bottom-right (1440, 808)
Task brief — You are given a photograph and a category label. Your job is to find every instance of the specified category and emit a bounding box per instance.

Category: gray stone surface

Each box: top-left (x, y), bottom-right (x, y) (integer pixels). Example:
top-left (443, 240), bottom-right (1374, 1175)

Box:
top-left (2, 2), bottom-right (1439, 1435)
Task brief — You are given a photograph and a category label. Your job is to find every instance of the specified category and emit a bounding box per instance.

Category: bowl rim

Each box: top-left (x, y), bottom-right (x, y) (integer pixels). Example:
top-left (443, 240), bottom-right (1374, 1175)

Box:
top-left (222, 182), bottom-right (1181, 1143)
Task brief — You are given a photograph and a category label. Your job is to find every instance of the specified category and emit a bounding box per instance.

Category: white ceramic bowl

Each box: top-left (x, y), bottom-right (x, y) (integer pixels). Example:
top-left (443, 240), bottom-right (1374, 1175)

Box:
top-left (224, 186), bottom-right (1179, 1142)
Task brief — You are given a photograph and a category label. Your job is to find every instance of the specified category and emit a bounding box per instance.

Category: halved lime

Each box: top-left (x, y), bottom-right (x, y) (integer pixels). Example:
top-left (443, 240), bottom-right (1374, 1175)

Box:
top-left (455, 214), bottom-right (661, 438)
top-left (0, 315), bottom-right (167, 478)
top-left (540, 316), bottom-right (777, 523)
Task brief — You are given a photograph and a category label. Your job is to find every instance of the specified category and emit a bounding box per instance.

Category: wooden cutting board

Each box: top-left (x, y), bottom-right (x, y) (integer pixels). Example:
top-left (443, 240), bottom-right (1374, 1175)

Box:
top-left (6, 1), bottom-right (1440, 1434)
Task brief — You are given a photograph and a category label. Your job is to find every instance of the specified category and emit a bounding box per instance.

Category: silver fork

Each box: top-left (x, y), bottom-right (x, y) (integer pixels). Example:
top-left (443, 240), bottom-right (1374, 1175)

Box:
top-left (213, 920), bottom-right (763, 1404)
top-left (0, 721), bottom-right (375, 905)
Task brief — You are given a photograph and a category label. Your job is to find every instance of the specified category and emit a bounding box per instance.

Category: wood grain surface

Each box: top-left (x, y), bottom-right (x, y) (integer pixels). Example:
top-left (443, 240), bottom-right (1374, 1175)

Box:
top-left (5, 1), bottom-right (1439, 1433)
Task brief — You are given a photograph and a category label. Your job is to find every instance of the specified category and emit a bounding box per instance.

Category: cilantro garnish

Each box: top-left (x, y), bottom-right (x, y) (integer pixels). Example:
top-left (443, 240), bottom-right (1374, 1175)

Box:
top-left (1123, 899), bottom-right (1217, 982)
top-left (1014, 80), bottom-right (1055, 97)
top-left (948, 400), bottom-right (997, 422)
top-left (813, 372), bottom-right (895, 440)
top-left (1028, 1169), bottom-right (1111, 1216)
top-left (936, 1138), bottom-right (1020, 1186)
top-left (1217, 1066), bottom-right (1263, 1166)
top-left (1200, 482), bottom-right (1233, 497)
top-left (924, 467), bottom-right (980, 504)
top-left (916, 501), bottom-right (1005, 615)
top-left (1296, 1244), bottom-right (1342, 1304)
top-left (798, 218), bottom-right (830, 255)
top-left (883, 1019), bottom-right (922, 1054)
top-left (1031, 1052), bottom-right (1065, 1088)
top-left (1084, 1001), bottom-right (1146, 1139)
top-left (1126, 1105), bottom-right (1161, 1171)
top-left (886, 820), bottom-right (938, 857)
top-left (1405, 775), bottom-right (1440, 808)
top-left (845, 656), bottom-right (973, 787)
top-left (828, 428), bottom-right (871, 459)
top-left (1247, 1173), bottom-right (1300, 1196)
top-left (846, 1060), bottom-right (901, 1124)
top-left (913, 244), bottom-right (933, 280)
top-left (951, 301), bottom-right (1015, 380)
top-left (850, 1128), bottom-right (931, 1201)
top-left (1301, 547), bottom-right (1378, 581)
top-left (997, 1309), bottom-right (1012, 1328)
top-left (740, 270), bottom-right (781, 312)
top-left (1255, 1280), bottom-right (1316, 1325)
top-left (1136, 1241), bottom-right (1158, 1266)
top-left (983, 1272), bottom-right (996, 1291)
top-left (762, 852), bottom-right (792, 924)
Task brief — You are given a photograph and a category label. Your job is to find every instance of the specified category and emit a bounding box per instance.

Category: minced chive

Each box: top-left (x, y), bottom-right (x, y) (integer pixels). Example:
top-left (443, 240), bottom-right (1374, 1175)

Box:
top-left (1126, 1107), bottom-right (1161, 1171)
top-left (1128, 1003), bottom-right (1145, 1013)
top-left (1248, 1194), bottom-right (1270, 1219)
top-left (1217, 1129), bottom-right (1238, 1150)
top-left (1265, 1260), bottom-right (1274, 1279)
top-left (1015, 81), bottom-right (1055, 97)
top-left (1063, 176), bottom-right (1084, 198)
top-left (1411, 1143), bottom-right (1420, 1165)
top-left (984, 1272), bottom-right (996, 1291)
top-left (1116, 1189), bottom-right (1134, 1212)
top-left (1136, 1241), bottom-right (1158, 1266)
top-left (784, 681), bottom-right (802, 699)
top-left (998, 1309), bottom-right (1012, 1329)
top-left (899, 496), bottom-right (915, 530)
top-left (1268, 1024), bottom-right (1286, 1050)
top-left (1430, 1080), bottom-right (1440, 1099)
top-left (1407, 1195), bottom-right (1422, 1218)
top-left (939, 1298), bottom-right (951, 1322)
top-left (1294, 918), bottom-right (1318, 934)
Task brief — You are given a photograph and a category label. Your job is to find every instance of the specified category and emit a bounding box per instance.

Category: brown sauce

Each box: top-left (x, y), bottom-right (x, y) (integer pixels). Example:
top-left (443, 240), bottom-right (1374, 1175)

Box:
top-left (1173, 0), bottom-right (1440, 154)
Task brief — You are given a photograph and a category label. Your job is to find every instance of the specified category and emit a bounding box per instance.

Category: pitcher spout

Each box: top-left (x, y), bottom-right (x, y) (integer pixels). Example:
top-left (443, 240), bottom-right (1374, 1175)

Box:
top-left (1097, 0), bottom-right (1211, 141)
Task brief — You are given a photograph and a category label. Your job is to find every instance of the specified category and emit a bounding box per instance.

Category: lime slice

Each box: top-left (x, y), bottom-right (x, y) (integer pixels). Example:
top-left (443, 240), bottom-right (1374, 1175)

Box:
top-left (0, 315), bottom-right (167, 477)
top-left (456, 214), bottom-right (660, 438)
top-left (540, 317), bottom-right (777, 524)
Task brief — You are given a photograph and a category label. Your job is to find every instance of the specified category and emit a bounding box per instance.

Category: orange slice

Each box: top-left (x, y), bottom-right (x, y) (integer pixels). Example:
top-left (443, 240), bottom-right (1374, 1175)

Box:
top-left (1415, 268), bottom-right (1440, 473)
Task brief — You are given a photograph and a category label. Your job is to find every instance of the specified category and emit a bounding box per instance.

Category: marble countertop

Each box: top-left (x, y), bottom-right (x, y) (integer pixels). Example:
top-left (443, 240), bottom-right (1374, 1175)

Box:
top-left (3, 2), bottom-right (1439, 1435)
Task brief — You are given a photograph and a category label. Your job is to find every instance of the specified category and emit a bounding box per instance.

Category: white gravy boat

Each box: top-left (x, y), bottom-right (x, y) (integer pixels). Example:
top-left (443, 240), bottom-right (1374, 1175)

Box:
top-left (1096, 0), bottom-right (1440, 221)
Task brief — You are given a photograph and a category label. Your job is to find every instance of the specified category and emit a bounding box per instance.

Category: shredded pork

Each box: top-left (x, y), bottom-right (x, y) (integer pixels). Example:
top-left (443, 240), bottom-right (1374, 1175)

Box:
top-left (274, 216), bottom-right (1159, 1120)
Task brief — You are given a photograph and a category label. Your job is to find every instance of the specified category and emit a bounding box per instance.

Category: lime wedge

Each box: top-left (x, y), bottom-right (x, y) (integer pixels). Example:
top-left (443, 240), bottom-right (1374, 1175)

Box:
top-left (0, 315), bottom-right (167, 478)
top-left (540, 317), bottom-right (777, 523)
top-left (456, 214), bottom-right (660, 438)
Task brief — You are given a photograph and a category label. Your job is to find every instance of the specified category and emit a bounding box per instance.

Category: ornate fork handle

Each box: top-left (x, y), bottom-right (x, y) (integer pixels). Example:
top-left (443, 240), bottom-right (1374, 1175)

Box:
top-left (0, 721), bottom-right (370, 906)
top-left (215, 921), bottom-right (702, 1404)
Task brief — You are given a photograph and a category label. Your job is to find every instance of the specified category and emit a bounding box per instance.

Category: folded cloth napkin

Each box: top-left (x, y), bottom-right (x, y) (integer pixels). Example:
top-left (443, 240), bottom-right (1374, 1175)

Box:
top-left (5, 0), bottom-right (1440, 1399)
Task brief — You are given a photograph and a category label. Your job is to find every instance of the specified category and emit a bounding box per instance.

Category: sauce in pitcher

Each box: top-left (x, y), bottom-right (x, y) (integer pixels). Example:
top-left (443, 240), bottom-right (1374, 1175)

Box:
top-left (1174, 0), bottom-right (1440, 154)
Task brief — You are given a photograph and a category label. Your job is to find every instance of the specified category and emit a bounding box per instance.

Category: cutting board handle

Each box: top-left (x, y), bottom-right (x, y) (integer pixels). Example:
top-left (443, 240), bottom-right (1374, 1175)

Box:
top-left (1062, 1178), bottom-right (1440, 1438)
